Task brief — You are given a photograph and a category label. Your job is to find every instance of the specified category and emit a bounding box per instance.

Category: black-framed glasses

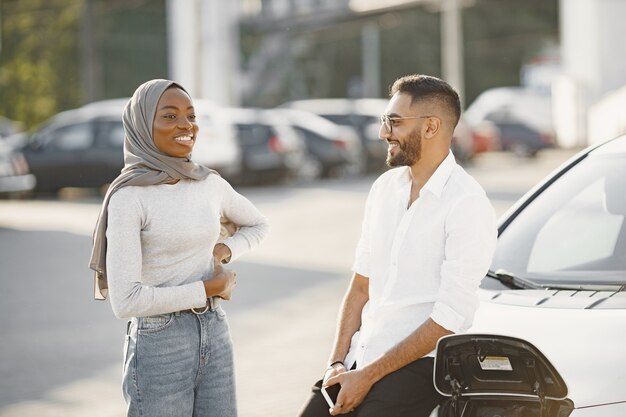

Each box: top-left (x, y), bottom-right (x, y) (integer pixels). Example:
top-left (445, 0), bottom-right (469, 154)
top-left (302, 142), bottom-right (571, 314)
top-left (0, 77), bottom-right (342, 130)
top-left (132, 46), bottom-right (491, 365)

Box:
top-left (380, 114), bottom-right (432, 134)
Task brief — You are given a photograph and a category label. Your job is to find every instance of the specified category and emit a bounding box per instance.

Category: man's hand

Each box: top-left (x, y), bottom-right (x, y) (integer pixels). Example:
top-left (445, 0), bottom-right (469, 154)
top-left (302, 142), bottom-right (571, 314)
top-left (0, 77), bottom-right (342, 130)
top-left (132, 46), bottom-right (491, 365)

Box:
top-left (323, 363), bottom-right (347, 386)
top-left (324, 368), bottom-right (374, 415)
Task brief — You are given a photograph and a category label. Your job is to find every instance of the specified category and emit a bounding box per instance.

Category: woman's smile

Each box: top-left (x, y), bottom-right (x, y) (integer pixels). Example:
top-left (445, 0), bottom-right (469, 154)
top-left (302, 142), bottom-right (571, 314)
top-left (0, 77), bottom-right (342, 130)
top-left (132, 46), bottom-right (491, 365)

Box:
top-left (174, 133), bottom-right (195, 146)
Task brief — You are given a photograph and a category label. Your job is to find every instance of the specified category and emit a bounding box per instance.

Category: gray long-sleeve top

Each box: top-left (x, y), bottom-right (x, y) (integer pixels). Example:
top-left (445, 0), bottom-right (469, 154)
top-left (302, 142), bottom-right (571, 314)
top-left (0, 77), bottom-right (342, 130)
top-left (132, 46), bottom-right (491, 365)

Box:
top-left (105, 175), bottom-right (269, 319)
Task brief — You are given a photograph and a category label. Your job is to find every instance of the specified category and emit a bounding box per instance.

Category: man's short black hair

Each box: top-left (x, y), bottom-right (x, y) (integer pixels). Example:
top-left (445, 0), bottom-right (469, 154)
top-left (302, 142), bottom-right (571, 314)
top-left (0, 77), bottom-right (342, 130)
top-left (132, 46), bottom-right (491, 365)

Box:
top-left (390, 74), bottom-right (461, 127)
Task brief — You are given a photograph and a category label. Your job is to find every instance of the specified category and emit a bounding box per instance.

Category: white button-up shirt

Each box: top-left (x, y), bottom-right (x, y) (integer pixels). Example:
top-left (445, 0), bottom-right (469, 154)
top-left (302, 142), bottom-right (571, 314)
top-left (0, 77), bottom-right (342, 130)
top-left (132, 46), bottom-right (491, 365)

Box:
top-left (345, 152), bottom-right (497, 369)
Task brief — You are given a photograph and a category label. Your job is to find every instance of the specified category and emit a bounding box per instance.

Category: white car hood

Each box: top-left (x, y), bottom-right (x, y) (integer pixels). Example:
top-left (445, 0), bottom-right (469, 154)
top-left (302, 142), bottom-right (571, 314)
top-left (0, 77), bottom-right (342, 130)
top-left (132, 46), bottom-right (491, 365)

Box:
top-left (468, 289), bottom-right (626, 408)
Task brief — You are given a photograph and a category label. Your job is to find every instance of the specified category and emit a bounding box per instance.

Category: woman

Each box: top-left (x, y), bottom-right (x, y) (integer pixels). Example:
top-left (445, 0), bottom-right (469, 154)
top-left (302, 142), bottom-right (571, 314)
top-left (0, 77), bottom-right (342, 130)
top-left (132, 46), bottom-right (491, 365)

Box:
top-left (89, 79), bottom-right (269, 417)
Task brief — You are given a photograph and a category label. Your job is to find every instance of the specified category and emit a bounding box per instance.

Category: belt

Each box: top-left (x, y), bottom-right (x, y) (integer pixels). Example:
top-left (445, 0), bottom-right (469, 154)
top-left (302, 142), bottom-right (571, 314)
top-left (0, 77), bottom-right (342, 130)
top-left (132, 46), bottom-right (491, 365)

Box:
top-left (180, 297), bottom-right (220, 315)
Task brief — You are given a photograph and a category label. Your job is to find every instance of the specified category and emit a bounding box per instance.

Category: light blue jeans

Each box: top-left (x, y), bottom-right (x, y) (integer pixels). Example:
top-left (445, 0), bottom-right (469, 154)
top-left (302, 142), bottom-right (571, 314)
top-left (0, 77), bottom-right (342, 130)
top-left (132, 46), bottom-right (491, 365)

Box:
top-left (122, 305), bottom-right (236, 417)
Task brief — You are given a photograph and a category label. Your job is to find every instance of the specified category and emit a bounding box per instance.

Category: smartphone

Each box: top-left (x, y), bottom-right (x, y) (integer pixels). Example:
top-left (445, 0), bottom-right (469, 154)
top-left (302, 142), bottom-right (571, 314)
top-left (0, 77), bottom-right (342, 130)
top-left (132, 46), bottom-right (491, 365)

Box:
top-left (321, 383), bottom-right (340, 408)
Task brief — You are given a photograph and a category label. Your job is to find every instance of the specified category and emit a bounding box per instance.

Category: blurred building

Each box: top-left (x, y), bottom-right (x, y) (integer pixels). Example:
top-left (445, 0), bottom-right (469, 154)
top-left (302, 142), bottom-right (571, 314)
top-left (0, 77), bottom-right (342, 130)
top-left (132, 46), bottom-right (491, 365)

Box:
top-left (166, 0), bottom-right (241, 106)
top-left (166, 0), bottom-right (468, 106)
top-left (237, 0), bottom-right (467, 103)
top-left (556, 0), bottom-right (626, 146)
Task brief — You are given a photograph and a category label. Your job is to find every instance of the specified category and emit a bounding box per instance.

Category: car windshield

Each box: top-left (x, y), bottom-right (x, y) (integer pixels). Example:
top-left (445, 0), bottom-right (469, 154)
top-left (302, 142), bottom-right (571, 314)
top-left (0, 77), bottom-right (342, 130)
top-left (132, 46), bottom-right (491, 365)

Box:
top-left (492, 151), bottom-right (626, 286)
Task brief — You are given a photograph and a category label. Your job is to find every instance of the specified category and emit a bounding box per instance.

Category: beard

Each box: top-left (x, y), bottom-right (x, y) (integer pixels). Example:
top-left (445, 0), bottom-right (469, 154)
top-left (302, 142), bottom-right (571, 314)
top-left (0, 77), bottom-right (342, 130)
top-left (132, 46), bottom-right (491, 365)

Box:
top-left (386, 128), bottom-right (422, 167)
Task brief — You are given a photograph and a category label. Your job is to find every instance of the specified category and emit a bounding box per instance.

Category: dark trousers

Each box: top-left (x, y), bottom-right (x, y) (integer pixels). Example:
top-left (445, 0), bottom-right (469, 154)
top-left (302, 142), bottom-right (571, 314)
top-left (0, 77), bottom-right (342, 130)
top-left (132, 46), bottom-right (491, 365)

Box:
top-left (297, 357), bottom-right (443, 417)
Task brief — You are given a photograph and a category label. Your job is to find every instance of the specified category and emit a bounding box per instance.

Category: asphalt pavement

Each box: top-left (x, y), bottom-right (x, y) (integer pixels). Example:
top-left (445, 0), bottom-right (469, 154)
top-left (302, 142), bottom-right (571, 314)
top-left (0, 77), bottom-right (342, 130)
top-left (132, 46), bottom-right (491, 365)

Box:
top-left (0, 148), bottom-right (580, 417)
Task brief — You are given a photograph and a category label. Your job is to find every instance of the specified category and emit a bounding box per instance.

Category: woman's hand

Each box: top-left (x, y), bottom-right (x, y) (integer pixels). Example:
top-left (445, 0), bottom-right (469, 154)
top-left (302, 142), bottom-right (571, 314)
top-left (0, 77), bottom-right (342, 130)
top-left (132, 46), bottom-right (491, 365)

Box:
top-left (213, 243), bottom-right (232, 264)
top-left (203, 262), bottom-right (237, 300)
top-left (219, 217), bottom-right (238, 240)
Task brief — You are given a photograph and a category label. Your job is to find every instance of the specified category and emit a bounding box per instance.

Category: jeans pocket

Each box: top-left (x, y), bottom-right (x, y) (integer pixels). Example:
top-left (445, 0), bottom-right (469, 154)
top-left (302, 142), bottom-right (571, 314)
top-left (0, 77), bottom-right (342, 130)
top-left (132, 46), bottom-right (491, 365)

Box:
top-left (122, 320), bottom-right (135, 374)
top-left (138, 313), bottom-right (174, 333)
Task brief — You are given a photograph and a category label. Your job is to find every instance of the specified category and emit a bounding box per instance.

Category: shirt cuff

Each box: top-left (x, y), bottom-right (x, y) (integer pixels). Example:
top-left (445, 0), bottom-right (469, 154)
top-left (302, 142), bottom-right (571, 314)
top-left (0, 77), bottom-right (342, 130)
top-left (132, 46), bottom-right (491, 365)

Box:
top-left (190, 280), bottom-right (210, 308)
top-left (219, 236), bottom-right (244, 262)
top-left (351, 259), bottom-right (370, 277)
top-left (430, 301), bottom-right (465, 333)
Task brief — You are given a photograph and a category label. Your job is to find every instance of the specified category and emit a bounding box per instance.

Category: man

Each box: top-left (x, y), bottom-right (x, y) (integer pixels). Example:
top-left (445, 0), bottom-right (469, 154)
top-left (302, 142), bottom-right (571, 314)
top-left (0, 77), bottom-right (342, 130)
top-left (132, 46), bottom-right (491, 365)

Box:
top-left (297, 74), bottom-right (497, 417)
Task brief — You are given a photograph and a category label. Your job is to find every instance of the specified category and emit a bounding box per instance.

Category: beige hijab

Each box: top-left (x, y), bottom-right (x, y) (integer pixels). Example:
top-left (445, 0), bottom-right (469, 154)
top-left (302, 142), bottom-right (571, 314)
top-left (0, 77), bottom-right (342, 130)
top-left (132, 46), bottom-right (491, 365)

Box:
top-left (89, 79), bottom-right (213, 300)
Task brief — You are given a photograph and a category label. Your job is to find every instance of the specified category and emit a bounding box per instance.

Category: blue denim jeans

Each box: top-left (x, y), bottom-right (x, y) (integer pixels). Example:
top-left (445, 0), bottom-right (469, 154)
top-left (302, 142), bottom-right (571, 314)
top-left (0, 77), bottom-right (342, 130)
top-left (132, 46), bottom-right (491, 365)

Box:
top-left (122, 306), bottom-right (236, 417)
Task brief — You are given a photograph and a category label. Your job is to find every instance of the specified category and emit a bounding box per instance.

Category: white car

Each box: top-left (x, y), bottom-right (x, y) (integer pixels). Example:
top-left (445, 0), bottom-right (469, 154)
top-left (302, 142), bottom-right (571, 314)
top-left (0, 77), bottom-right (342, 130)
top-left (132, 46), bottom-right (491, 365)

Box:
top-left (433, 134), bottom-right (626, 416)
top-left (464, 86), bottom-right (553, 135)
top-left (191, 99), bottom-right (242, 180)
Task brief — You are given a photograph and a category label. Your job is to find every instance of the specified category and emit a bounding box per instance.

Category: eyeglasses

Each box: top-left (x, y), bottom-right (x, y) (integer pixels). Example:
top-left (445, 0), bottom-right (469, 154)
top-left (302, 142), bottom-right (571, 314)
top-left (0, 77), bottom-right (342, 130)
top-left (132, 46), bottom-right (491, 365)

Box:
top-left (380, 114), bottom-right (432, 134)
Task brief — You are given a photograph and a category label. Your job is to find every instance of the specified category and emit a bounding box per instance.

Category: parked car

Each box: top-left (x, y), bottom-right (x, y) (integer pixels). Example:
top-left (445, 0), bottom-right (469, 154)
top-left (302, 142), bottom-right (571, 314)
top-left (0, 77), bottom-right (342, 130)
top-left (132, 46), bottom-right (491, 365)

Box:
top-left (279, 98), bottom-right (389, 172)
top-left (189, 99), bottom-right (242, 180)
top-left (217, 108), bottom-right (306, 184)
top-left (451, 117), bottom-right (477, 164)
top-left (0, 140), bottom-right (35, 198)
top-left (493, 119), bottom-right (552, 157)
top-left (21, 105), bottom-right (126, 194)
top-left (282, 98), bottom-right (478, 168)
top-left (432, 134), bottom-right (626, 416)
top-left (82, 98), bottom-right (242, 180)
top-left (464, 87), bottom-right (555, 157)
top-left (274, 108), bottom-right (363, 178)
top-left (20, 99), bottom-right (241, 194)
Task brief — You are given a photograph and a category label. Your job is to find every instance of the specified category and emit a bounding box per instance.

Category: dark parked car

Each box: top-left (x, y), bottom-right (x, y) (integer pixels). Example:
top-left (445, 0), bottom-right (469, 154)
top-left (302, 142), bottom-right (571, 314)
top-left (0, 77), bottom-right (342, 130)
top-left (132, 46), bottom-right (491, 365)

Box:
top-left (82, 99), bottom-right (243, 181)
top-left (282, 99), bottom-right (480, 167)
top-left (485, 115), bottom-right (554, 157)
top-left (464, 87), bottom-right (555, 157)
top-left (218, 108), bottom-right (306, 184)
top-left (275, 108), bottom-right (363, 178)
top-left (20, 99), bottom-right (244, 194)
top-left (21, 105), bottom-right (125, 194)
top-left (279, 99), bottom-right (389, 172)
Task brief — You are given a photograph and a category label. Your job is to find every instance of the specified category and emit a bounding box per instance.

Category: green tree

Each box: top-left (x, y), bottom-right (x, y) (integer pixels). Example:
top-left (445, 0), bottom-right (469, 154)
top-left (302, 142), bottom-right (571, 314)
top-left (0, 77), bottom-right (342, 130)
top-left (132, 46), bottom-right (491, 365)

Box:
top-left (0, 0), bottom-right (168, 130)
top-left (0, 0), bottom-right (82, 129)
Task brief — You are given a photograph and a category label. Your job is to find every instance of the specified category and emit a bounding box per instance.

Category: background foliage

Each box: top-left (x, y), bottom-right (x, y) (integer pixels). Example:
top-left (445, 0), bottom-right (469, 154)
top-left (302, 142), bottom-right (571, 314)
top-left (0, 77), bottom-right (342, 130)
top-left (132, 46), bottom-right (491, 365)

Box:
top-left (0, 0), bottom-right (557, 130)
top-left (0, 0), bottom-right (167, 130)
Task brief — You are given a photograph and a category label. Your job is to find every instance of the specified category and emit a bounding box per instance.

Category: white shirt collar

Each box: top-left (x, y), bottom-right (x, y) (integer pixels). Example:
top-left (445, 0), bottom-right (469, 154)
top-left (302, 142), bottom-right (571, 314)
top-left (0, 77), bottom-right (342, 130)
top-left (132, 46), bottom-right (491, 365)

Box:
top-left (422, 151), bottom-right (456, 198)
top-left (398, 151), bottom-right (457, 199)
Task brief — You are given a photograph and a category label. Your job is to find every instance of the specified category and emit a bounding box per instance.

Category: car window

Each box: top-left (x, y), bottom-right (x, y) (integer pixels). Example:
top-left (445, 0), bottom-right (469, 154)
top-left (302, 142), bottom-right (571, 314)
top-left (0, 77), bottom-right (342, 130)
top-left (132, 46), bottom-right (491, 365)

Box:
top-left (492, 154), bottom-right (626, 284)
top-left (528, 177), bottom-right (623, 272)
top-left (105, 122), bottom-right (125, 147)
top-left (321, 115), bottom-right (351, 126)
top-left (236, 124), bottom-right (271, 145)
top-left (49, 123), bottom-right (93, 151)
top-left (322, 114), bottom-right (374, 130)
top-left (295, 127), bottom-right (325, 142)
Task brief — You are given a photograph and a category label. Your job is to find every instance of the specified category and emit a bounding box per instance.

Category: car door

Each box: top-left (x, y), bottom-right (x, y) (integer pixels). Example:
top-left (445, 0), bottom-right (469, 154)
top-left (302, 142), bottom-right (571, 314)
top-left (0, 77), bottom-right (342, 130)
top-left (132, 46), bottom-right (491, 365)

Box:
top-left (236, 123), bottom-right (277, 171)
top-left (24, 121), bottom-right (96, 192)
top-left (91, 119), bottom-right (124, 186)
